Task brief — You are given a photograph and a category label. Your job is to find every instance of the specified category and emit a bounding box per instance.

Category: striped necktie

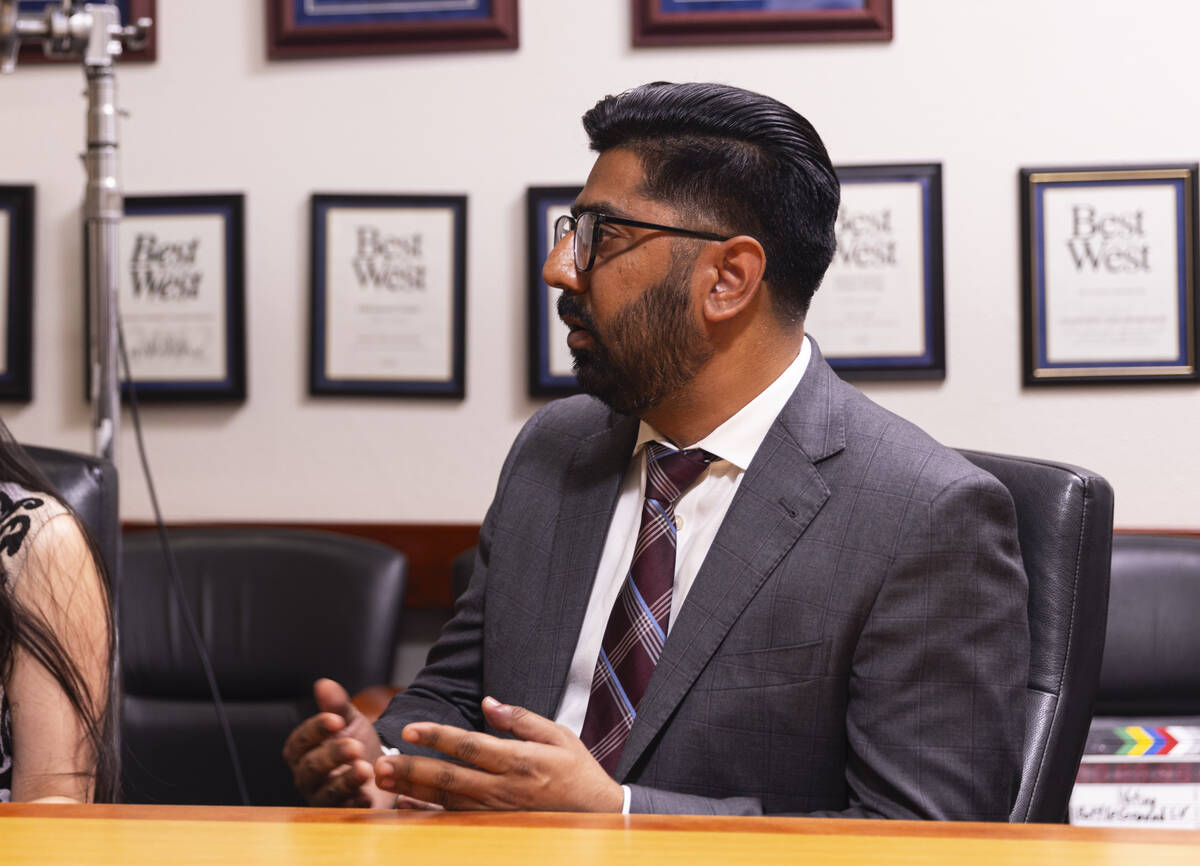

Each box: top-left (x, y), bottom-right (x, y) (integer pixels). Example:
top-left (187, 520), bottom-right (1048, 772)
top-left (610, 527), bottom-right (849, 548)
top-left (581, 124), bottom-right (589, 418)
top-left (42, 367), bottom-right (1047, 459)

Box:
top-left (580, 441), bottom-right (718, 775)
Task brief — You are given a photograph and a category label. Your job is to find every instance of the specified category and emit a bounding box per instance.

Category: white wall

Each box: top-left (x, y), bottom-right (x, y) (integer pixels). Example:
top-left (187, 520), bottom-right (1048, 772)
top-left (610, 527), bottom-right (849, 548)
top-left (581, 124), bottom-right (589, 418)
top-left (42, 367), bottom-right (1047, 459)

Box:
top-left (2, 0), bottom-right (1198, 528)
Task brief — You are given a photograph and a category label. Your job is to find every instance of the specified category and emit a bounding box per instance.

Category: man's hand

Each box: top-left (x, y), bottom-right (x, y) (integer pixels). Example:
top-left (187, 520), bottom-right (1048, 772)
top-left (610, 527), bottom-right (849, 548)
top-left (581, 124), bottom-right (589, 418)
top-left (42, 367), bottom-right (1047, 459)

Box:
top-left (282, 678), bottom-right (394, 808)
top-left (372, 696), bottom-right (624, 812)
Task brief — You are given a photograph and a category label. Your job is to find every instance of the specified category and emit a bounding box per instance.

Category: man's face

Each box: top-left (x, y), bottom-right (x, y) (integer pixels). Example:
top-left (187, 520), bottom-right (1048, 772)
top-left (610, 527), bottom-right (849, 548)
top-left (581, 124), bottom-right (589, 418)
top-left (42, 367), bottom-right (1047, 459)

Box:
top-left (544, 149), bottom-right (713, 416)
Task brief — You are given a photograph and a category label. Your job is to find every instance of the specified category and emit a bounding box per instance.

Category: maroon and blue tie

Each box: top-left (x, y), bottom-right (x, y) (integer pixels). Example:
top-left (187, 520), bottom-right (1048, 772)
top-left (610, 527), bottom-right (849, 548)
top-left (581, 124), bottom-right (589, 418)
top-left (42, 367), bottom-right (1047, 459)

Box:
top-left (580, 441), bottom-right (718, 775)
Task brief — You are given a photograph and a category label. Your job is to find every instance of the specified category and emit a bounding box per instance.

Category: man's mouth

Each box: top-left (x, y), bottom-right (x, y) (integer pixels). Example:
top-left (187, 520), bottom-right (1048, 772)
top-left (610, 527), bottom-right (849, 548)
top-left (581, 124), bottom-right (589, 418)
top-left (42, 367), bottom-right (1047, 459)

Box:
top-left (566, 327), bottom-right (593, 350)
top-left (560, 316), bottom-right (593, 349)
top-left (557, 296), bottom-right (598, 352)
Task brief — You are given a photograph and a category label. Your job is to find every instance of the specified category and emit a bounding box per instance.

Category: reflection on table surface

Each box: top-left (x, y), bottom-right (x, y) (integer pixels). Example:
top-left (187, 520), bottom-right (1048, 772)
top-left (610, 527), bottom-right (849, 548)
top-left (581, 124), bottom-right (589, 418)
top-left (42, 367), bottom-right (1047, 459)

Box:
top-left (3, 803), bottom-right (1200, 866)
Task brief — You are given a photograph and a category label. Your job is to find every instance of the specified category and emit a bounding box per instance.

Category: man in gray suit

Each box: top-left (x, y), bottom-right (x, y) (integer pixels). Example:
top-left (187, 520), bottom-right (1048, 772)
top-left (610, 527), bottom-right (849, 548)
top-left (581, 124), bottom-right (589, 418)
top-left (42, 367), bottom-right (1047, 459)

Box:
top-left (285, 82), bottom-right (1029, 818)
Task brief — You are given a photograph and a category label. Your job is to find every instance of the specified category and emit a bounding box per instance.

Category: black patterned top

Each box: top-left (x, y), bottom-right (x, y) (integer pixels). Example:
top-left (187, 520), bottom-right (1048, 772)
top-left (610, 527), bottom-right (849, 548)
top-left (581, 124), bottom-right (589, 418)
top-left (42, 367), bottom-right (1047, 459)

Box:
top-left (0, 482), bottom-right (67, 802)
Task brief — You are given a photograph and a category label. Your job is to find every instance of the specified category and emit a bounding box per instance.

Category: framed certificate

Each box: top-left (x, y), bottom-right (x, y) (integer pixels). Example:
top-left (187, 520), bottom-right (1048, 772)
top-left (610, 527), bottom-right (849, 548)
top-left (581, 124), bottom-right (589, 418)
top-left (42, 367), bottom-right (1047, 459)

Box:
top-left (16, 0), bottom-right (156, 63)
top-left (103, 194), bottom-right (245, 402)
top-left (1020, 165), bottom-right (1199, 385)
top-left (266, 0), bottom-right (518, 59)
top-left (526, 186), bottom-right (581, 397)
top-left (0, 186), bottom-right (34, 402)
top-left (310, 193), bottom-right (466, 398)
top-left (631, 0), bottom-right (891, 46)
top-left (806, 163), bottom-right (945, 380)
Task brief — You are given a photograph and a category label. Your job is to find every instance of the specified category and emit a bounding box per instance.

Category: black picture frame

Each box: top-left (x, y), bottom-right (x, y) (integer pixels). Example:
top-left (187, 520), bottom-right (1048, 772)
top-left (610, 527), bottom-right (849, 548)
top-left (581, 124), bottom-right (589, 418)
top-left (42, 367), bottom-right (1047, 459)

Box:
top-left (526, 186), bottom-right (581, 397)
top-left (1019, 165), bottom-right (1199, 385)
top-left (310, 193), bottom-right (467, 398)
top-left (807, 163), bottom-right (945, 380)
top-left (631, 0), bottom-right (892, 47)
top-left (0, 186), bottom-right (34, 402)
top-left (92, 193), bottom-right (246, 402)
top-left (266, 0), bottom-right (518, 59)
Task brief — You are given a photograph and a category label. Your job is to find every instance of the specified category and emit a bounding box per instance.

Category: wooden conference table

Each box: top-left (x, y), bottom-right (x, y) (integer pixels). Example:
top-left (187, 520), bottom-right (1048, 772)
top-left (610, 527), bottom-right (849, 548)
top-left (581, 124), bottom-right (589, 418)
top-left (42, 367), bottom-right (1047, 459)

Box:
top-left (2, 803), bottom-right (1198, 865)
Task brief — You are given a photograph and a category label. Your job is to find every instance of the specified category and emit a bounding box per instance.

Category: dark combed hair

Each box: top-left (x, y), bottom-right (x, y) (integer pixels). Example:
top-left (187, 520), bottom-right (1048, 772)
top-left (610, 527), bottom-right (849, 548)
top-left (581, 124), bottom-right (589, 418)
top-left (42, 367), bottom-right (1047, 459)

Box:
top-left (582, 81), bottom-right (840, 322)
top-left (0, 424), bottom-right (119, 803)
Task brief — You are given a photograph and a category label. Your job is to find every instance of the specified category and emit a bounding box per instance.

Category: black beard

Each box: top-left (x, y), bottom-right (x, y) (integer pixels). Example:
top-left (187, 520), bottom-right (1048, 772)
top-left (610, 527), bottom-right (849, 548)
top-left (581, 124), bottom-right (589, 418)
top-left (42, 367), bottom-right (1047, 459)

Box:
top-left (556, 257), bottom-right (712, 416)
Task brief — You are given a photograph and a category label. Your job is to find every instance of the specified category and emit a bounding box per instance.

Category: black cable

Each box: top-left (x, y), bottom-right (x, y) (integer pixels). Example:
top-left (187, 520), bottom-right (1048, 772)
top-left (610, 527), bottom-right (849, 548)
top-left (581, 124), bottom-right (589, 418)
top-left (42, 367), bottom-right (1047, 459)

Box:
top-left (117, 319), bottom-right (251, 807)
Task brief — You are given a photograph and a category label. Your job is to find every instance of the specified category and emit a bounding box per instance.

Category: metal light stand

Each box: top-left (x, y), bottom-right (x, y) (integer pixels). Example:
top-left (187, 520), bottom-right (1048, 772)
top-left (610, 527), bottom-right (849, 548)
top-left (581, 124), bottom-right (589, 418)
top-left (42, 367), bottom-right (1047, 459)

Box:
top-left (1, 1), bottom-right (151, 464)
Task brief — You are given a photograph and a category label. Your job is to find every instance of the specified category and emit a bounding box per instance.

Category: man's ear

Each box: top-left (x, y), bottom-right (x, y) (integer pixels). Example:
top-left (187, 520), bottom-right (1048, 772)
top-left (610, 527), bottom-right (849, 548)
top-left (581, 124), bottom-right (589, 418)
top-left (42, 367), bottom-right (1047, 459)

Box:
top-left (700, 236), bottom-right (767, 323)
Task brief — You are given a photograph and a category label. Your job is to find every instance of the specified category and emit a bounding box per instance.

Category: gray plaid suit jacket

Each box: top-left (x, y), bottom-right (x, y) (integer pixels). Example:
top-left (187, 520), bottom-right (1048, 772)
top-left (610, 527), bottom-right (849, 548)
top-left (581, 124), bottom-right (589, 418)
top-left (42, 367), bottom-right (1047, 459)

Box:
top-left (376, 344), bottom-right (1030, 818)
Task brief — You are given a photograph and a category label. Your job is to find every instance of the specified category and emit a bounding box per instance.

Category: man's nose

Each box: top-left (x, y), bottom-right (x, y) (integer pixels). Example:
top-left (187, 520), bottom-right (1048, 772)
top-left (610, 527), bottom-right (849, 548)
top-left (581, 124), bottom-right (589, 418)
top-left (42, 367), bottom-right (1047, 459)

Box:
top-left (542, 233), bottom-right (582, 293)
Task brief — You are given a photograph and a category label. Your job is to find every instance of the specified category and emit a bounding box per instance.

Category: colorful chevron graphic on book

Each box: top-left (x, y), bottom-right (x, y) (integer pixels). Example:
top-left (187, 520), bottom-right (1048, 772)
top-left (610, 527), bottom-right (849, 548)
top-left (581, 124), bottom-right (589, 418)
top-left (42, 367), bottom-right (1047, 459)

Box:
top-left (1107, 726), bottom-right (1200, 756)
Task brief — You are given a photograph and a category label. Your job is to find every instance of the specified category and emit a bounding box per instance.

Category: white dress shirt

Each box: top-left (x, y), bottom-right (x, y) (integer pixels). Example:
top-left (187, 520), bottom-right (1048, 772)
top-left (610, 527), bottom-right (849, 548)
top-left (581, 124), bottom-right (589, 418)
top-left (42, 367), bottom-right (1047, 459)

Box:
top-left (552, 337), bottom-right (812, 809)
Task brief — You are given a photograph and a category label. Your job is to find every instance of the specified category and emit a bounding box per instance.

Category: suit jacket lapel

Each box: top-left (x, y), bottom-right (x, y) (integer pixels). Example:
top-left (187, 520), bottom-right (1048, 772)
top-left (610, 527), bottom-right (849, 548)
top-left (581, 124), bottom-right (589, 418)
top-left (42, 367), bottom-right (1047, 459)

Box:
top-left (523, 410), bottom-right (639, 720)
top-left (614, 346), bottom-right (848, 779)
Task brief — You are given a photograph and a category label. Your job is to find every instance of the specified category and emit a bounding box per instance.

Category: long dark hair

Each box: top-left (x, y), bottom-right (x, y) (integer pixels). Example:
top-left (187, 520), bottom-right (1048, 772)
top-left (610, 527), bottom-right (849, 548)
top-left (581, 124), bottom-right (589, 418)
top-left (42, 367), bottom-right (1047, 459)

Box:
top-left (0, 421), bottom-right (118, 802)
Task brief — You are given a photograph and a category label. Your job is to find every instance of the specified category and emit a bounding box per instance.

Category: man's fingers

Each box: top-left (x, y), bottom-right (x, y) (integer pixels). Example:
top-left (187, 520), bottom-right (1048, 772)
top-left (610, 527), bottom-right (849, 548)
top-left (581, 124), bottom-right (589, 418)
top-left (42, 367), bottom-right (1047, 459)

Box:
top-left (309, 758), bottom-right (373, 807)
top-left (293, 736), bottom-right (365, 791)
top-left (313, 678), bottom-right (355, 719)
top-left (283, 680), bottom-right (385, 807)
top-left (282, 712), bottom-right (344, 768)
top-left (374, 754), bottom-right (499, 810)
top-left (480, 697), bottom-right (565, 746)
top-left (399, 721), bottom-right (523, 774)
top-left (313, 677), bottom-right (385, 757)
top-left (390, 780), bottom-right (475, 810)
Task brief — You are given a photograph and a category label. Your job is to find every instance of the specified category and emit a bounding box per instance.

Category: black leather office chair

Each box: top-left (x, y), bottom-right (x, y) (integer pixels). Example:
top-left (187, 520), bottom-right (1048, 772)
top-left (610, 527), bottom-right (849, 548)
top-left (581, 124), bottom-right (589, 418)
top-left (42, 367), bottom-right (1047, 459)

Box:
top-left (958, 450), bottom-right (1114, 823)
top-left (1092, 534), bottom-right (1200, 720)
top-left (25, 444), bottom-right (119, 585)
top-left (119, 527), bottom-right (406, 806)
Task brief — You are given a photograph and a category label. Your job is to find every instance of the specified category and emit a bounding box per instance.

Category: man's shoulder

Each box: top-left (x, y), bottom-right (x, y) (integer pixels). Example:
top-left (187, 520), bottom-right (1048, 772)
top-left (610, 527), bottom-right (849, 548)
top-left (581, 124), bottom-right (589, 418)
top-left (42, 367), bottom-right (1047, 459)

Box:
top-left (785, 344), bottom-right (990, 497)
top-left (831, 380), bottom-right (1004, 500)
top-left (502, 394), bottom-right (627, 470)
top-left (524, 394), bottom-right (616, 437)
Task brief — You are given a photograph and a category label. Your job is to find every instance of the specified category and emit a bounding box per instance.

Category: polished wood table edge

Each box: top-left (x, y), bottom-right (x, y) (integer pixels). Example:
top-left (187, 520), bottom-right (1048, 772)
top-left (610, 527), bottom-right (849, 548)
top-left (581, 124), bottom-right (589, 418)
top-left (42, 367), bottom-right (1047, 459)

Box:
top-left (2, 803), bottom-right (1197, 844)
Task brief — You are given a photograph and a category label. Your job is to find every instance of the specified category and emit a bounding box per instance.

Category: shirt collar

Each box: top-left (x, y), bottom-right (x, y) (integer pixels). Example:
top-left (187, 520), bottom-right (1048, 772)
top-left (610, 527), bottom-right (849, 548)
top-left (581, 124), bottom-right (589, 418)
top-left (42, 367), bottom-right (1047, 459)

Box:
top-left (634, 334), bottom-right (812, 471)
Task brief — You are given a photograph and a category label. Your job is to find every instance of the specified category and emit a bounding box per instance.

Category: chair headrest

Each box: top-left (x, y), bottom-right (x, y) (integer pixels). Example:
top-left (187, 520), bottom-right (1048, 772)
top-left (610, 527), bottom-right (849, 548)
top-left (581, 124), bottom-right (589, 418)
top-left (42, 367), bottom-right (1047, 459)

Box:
top-left (23, 444), bottom-right (119, 586)
top-left (120, 528), bottom-right (406, 700)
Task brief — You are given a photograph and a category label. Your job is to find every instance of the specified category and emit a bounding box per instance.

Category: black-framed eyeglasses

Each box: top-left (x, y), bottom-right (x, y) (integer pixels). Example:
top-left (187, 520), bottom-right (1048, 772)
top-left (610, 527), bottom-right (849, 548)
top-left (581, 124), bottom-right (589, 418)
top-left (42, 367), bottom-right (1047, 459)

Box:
top-left (553, 212), bottom-right (733, 273)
